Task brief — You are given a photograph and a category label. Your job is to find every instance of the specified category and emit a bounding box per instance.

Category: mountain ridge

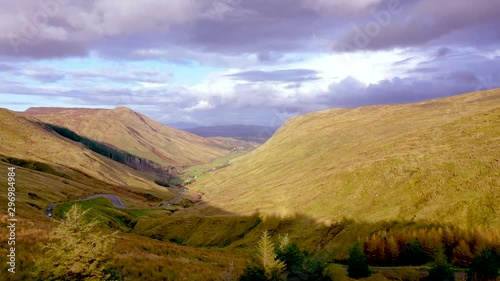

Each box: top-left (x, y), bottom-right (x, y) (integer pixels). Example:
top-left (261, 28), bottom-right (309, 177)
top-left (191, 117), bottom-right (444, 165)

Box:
top-left (0, 108), bottom-right (174, 197)
top-left (185, 124), bottom-right (278, 142)
top-left (23, 106), bottom-right (233, 167)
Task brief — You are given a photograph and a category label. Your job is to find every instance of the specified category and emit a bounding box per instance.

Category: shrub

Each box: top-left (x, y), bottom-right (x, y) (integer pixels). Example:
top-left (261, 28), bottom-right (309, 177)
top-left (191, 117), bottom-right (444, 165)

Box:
top-left (216, 261), bottom-right (238, 281)
top-left (323, 264), bottom-right (349, 281)
top-left (426, 248), bottom-right (455, 281)
top-left (239, 265), bottom-right (266, 281)
top-left (467, 249), bottom-right (499, 281)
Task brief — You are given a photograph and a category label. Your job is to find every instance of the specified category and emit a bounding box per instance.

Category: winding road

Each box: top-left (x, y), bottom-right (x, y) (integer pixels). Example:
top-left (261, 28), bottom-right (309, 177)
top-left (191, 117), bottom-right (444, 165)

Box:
top-left (161, 188), bottom-right (186, 207)
top-left (45, 188), bottom-right (186, 217)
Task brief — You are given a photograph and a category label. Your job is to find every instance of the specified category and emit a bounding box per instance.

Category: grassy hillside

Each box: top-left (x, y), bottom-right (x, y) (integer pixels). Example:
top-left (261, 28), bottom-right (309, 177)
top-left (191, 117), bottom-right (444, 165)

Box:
top-left (0, 109), bottom-right (175, 198)
top-left (182, 89), bottom-right (500, 229)
top-left (0, 110), bottom-right (247, 280)
top-left (24, 106), bottom-right (232, 166)
top-left (0, 175), bottom-right (247, 281)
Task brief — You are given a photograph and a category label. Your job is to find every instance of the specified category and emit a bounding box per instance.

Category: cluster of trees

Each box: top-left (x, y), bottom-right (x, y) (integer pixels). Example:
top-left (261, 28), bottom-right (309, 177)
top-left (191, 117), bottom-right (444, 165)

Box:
top-left (362, 227), bottom-right (500, 268)
top-left (239, 231), bottom-right (330, 281)
top-left (236, 230), bottom-right (499, 281)
top-left (47, 124), bottom-right (172, 183)
top-left (348, 242), bottom-right (499, 281)
top-left (347, 242), bottom-right (459, 280)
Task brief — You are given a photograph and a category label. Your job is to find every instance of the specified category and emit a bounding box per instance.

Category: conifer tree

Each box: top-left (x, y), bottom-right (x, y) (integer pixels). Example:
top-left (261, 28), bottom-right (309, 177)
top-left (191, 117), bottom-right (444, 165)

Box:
top-left (34, 204), bottom-right (117, 281)
top-left (426, 247), bottom-right (455, 281)
top-left (257, 231), bottom-right (286, 281)
top-left (347, 242), bottom-right (371, 279)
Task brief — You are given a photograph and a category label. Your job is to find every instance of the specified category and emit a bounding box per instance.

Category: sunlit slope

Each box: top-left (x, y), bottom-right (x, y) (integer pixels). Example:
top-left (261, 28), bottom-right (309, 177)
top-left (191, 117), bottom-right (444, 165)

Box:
top-left (24, 106), bottom-right (230, 166)
top-left (0, 108), bottom-right (173, 197)
top-left (187, 89), bottom-right (500, 227)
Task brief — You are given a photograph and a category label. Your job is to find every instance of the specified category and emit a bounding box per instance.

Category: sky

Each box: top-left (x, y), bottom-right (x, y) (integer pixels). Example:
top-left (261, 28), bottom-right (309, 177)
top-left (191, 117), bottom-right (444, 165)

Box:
top-left (0, 0), bottom-right (499, 127)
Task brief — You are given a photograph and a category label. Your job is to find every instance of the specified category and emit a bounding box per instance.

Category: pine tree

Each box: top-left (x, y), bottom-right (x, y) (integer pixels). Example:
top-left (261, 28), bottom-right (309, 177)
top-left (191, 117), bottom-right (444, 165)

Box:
top-left (347, 242), bottom-right (371, 279)
top-left (386, 235), bottom-right (400, 266)
top-left (256, 231), bottom-right (286, 281)
top-left (34, 204), bottom-right (117, 281)
top-left (364, 235), bottom-right (379, 265)
top-left (426, 247), bottom-right (455, 281)
top-left (400, 239), bottom-right (428, 265)
top-left (452, 240), bottom-right (474, 267)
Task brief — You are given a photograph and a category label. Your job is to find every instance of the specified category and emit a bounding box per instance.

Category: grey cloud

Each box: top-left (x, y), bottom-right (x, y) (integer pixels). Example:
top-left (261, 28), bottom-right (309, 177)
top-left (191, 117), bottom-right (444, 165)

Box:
top-left (322, 72), bottom-right (498, 108)
top-left (0, 63), bottom-right (18, 72)
top-left (1, 0), bottom-right (498, 64)
top-left (393, 57), bottom-right (413, 66)
top-left (332, 0), bottom-right (500, 53)
top-left (226, 69), bottom-right (321, 82)
top-left (406, 67), bottom-right (439, 74)
top-left (435, 47), bottom-right (452, 58)
top-left (27, 72), bottom-right (66, 83)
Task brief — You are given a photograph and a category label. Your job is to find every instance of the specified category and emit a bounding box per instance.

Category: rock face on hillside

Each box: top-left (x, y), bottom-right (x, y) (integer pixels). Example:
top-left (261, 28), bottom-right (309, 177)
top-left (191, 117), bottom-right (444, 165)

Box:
top-left (24, 107), bottom-right (232, 167)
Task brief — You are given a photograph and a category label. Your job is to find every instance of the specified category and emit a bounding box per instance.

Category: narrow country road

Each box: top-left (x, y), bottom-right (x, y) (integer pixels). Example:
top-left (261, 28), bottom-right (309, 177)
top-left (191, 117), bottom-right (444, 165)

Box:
top-left (161, 188), bottom-right (186, 207)
top-left (45, 188), bottom-right (186, 217)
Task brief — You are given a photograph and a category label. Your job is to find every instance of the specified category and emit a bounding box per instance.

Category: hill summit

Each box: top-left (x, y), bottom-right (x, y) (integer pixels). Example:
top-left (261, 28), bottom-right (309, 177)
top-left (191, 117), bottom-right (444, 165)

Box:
top-left (24, 107), bottom-right (232, 167)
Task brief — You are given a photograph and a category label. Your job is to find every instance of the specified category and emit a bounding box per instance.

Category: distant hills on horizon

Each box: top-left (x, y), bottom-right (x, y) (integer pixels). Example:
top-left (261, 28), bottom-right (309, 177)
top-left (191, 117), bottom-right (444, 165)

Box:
top-left (183, 124), bottom-right (279, 142)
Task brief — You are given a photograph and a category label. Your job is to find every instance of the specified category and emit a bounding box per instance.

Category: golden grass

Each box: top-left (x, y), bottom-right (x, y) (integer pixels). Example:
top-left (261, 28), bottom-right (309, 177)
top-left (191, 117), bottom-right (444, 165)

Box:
top-left (0, 217), bottom-right (249, 281)
top-left (184, 89), bottom-right (500, 229)
top-left (0, 108), bottom-right (177, 197)
top-left (23, 106), bottom-right (233, 166)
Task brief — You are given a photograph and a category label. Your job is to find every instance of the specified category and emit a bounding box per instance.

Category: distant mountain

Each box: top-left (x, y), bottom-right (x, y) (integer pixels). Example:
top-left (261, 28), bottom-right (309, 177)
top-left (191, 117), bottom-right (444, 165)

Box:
top-left (23, 107), bottom-right (232, 167)
top-left (167, 121), bottom-right (200, 130)
top-left (185, 125), bottom-right (278, 142)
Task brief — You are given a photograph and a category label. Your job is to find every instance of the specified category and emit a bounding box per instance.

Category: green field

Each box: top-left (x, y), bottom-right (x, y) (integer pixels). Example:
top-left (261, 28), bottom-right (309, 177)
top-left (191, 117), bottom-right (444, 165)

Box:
top-left (170, 151), bottom-right (249, 185)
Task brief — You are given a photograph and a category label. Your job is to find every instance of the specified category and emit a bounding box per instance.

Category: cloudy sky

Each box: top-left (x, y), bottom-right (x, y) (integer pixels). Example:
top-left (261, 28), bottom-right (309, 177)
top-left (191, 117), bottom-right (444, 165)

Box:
top-left (1, 0), bottom-right (499, 127)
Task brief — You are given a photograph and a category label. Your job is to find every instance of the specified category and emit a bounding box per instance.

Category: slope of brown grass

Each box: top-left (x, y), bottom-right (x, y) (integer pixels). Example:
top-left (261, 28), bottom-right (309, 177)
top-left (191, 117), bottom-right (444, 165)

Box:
top-left (2, 109), bottom-right (175, 192)
top-left (23, 106), bottom-right (232, 166)
top-left (0, 161), bottom-right (247, 281)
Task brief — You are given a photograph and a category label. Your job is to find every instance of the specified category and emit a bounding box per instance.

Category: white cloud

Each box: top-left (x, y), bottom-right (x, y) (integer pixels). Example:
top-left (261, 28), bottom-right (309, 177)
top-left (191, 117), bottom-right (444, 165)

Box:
top-left (183, 100), bottom-right (215, 112)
